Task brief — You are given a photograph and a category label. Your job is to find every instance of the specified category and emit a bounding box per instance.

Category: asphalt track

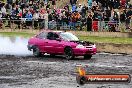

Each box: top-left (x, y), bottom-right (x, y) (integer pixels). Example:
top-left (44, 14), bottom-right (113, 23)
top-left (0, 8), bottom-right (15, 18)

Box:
top-left (0, 53), bottom-right (132, 88)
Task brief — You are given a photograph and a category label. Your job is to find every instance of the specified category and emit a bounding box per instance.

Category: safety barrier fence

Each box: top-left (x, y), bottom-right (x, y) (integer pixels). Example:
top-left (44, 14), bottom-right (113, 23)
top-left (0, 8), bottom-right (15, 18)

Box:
top-left (0, 18), bottom-right (131, 32)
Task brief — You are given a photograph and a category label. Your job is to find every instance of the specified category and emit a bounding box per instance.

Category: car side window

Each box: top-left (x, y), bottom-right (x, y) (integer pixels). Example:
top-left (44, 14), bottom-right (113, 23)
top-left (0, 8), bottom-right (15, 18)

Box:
top-left (37, 32), bottom-right (47, 39)
top-left (47, 32), bottom-right (59, 40)
top-left (54, 33), bottom-right (59, 39)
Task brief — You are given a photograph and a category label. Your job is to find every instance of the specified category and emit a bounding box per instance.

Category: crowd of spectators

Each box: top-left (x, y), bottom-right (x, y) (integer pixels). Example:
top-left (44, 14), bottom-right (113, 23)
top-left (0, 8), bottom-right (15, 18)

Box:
top-left (0, 0), bottom-right (132, 31)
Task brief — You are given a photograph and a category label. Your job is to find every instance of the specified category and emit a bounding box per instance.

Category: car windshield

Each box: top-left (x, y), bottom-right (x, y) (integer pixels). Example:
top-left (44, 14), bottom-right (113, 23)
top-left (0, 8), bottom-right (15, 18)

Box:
top-left (60, 32), bottom-right (79, 41)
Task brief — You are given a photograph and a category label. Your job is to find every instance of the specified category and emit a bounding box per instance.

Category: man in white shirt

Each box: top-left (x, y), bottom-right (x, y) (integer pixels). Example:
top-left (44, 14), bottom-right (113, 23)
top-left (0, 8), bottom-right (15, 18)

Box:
top-left (0, 11), bottom-right (2, 18)
top-left (44, 11), bottom-right (49, 30)
top-left (33, 11), bottom-right (39, 29)
top-left (92, 0), bottom-right (97, 7)
top-left (92, 0), bottom-right (97, 11)
top-left (33, 11), bottom-right (39, 20)
top-left (1, 5), bottom-right (6, 16)
top-left (77, 4), bottom-right (83, 14)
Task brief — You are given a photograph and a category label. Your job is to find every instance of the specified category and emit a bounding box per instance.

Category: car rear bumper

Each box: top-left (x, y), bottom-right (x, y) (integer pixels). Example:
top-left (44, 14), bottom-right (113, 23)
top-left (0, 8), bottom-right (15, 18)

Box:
top-left (73, 48), bottom-right (97, 56)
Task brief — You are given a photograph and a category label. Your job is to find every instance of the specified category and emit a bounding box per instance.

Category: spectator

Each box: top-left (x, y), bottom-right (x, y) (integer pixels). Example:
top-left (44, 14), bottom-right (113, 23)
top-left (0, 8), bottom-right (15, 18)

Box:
top-left (120, 0), bottom-right (126, 8)
top-left (1, 3), bottom-right (6, 17)
top-left (5, 3), bottom-right (12, 14)
top-left (61, 10), bottom-right (67, 26)
top-left (126, 8), bottom-right (132, 29)
top-left (88, 0), bottom-right (92, 9)
top-left (52, 0), bottom-right (56, 9)
top-left (113, 0), bottom-right (120, 9)
top-left (87, 13), bottom-right (92, 31)
top-left (77, 4), bottom-right (82, 14)
top-left (0, 0), bottom-right (131, 31)
top-left (46, 3), bottom-right (50, 10)
top-left (44, 11), bottom-right (49, 29)
top-left (70, 12), bottom-right (76, 29)
top-left (81, 4), bottom-right (87, 17)
top-left (44, 0), bottom-right (48, 5)
top-left (72, 4), bottom-right (77, 12)
top-left (120, 10), bottom-right (126, 23)
top-left (70, 0), bottom-right (77, 6)
top-left (64, 4), bottom-right (69, 12)
top-left (92, 0), bottom-right (97, 11)
top-left (33, 10), bottom-right (39, 29)
top-left (39, 9), bottom-right (45, 29)
top-left (113, 11), bottom-right (119, 22)
top-left (7, 0), bottom-right (13, 4)
top-left (92, 0), bottom-right (97, 7)
top-left (25, 10), bottom-right (33, 28)
top-left (75, 11), bottom-right (81, 21)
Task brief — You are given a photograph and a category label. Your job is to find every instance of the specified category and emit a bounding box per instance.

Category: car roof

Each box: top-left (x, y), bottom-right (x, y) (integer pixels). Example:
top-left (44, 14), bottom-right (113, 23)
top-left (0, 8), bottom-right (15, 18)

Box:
top-left (53, 31), bottom-right (64, 33)
top-left (40, 30), bottom-right (65, 34)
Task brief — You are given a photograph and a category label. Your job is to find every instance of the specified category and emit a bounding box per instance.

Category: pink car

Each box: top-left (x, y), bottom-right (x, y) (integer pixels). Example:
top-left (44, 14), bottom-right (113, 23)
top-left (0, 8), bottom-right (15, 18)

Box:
top-left (27, 31), bottom-right (97, 59)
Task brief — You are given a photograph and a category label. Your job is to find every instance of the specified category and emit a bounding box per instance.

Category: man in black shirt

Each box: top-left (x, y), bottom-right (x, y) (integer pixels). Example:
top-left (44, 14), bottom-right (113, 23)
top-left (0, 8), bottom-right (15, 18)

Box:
top-left (87, 13), bottom-right (92, 31)
top-left (126, 8), bottom-right (132, 29)
top-left (81, 4), bottom-right (88, 17)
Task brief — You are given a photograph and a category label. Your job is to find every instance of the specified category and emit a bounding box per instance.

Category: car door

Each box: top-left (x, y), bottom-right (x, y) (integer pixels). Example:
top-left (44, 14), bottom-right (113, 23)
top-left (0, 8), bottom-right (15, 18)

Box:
top-left (53, 33), bottom-right (64, 54)
top-left (45, 32), bottom-right (63, 54)
top-left (52, 33), bottom-right (64, 54)
top-left (36, 32), bottom-right (47, 52)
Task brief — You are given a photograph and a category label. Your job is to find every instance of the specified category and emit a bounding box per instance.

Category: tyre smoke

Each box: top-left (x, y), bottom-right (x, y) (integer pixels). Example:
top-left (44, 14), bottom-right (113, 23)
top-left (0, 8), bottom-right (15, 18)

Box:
top-left (0, 36), bottom-right (32, 56)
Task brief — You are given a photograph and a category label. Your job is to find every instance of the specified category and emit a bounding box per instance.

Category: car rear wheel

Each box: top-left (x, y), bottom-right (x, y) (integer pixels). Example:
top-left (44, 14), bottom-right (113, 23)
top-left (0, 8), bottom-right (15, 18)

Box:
top-left (64, 47), bottom-right (74, 60)
top-left (84, 55), bottom-right (92, 59)
top-left (33, 46), bottom-right (42, 57)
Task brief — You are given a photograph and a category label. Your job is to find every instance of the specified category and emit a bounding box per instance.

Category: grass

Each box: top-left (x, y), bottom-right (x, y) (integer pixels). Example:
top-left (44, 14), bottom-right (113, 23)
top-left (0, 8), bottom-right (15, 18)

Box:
top-left (0, 31), bottom-right (132, 44)
top-left (0, 32), bottom-right (35, 37)
top-left (79, 36), bottom-right (132, 44)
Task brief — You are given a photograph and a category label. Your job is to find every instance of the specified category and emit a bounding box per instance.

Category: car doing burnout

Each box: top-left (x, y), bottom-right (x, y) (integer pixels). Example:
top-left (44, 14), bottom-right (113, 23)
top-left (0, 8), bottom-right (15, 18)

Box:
top-left (27, 31), bottom-right (97, 60)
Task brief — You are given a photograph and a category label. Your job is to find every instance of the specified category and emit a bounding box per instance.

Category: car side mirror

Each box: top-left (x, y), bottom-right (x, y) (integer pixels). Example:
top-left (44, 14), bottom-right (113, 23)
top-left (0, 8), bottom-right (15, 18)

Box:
top-left (56, 38), bottom-right (61, 41)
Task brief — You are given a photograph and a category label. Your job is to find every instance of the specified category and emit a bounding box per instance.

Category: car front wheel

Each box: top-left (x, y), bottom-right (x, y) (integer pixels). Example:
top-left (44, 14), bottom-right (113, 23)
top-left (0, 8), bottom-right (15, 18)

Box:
top-left (64, 47), bottom-right (74, 60)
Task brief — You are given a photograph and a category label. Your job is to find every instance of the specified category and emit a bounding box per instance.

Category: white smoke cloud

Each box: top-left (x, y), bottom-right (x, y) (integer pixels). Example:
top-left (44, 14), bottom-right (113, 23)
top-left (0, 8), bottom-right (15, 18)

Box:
top-left (0, 36), bottom-right (32, 56)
